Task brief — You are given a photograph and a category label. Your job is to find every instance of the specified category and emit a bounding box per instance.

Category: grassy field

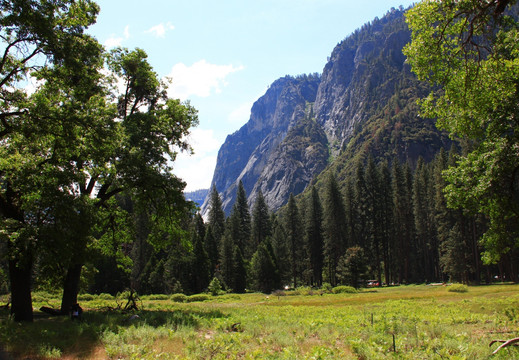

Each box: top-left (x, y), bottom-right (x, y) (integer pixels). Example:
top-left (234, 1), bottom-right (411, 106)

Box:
top-left (0, 284), bottom-right (518, 359)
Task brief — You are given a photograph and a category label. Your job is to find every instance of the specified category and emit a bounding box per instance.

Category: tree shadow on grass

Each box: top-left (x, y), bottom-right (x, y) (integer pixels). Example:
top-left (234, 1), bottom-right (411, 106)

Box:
top-left (0, 307), bottom-right (228, 359)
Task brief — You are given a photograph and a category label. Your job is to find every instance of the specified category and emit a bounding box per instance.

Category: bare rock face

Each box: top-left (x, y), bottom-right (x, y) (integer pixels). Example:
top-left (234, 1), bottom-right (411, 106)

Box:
top-left (201, 7), bottom-right (450, 216)
top-left (202, 75), bottom-right (322, 215)
top-left (314, 9), bottom-right (411, 155)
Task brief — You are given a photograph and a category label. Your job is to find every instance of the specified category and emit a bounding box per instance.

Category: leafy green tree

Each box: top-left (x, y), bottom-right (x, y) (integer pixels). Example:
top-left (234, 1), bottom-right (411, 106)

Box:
top-left (0, 0), bottom-right (103, 321)
top-left (337, 246), bottom-right (368, 288)
top-left (404, 0), bottom-right (519, 278)
top-left (304, 186), bottom-right (324, 287)
top-left (57, 47), bottom-right (197, 313)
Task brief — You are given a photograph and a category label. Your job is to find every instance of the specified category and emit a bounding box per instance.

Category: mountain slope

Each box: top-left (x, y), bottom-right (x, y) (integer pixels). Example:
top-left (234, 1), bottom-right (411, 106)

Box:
top-left (202, 6), bottom-right (450, 216)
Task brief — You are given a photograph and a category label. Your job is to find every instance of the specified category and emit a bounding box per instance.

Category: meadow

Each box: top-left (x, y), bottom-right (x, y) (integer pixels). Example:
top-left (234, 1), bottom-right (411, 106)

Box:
top-left (0, 284), bottom-right (518, 359)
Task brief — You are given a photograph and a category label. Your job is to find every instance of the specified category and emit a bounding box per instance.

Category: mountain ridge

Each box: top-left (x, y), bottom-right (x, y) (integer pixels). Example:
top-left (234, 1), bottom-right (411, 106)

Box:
top-left (201, 6), bottom-right (450, 216)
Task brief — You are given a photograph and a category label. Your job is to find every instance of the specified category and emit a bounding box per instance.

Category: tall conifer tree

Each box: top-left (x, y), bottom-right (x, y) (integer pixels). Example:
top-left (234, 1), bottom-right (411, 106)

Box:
top-left (250, 190), bottom-right (271, 259)
top-left (304, 186), bottom-right (324, 287)
top-left (285, 194), bottom-right (303, 287)
top-left (323, 173), bottom-right (348, 286)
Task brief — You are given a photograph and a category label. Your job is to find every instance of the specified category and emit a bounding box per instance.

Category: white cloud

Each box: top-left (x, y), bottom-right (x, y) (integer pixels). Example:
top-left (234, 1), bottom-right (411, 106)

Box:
top-left (145, 22), bottom-right (175, 38)
top-left (174, 128), bottom-right (222, 191)
top-left (104, 25), bottom-right (130, 48)
top-left (228, 102), bottom-right (253, 125)
top-left (166, 60), bottom-right (244, 100)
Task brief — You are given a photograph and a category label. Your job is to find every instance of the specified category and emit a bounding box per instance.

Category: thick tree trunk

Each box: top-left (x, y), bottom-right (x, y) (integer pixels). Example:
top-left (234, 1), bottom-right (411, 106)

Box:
top-left (9, 256), bottom-right (33, 322)
top-left (60, 262), bottom-right (83, 315)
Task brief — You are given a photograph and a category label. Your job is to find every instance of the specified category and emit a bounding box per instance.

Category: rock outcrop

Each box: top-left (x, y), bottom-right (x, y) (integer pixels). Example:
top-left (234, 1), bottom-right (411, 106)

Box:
top-left (201, 6), bottom-right (451, 216)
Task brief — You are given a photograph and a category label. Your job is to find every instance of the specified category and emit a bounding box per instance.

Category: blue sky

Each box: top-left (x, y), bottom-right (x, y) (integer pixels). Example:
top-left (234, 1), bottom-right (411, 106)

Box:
top-left (88, 0), bottom-right (416, 192)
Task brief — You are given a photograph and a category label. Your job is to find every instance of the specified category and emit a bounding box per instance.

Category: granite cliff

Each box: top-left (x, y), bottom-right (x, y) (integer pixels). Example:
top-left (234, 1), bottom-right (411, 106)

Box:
top-left (201, 7), bottom-right (450, 216)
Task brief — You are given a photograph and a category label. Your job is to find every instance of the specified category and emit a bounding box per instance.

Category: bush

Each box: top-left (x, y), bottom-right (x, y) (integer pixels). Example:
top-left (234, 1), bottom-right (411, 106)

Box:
top-left (77, 293), bottom-right (95, 301)
top-left (32, 291), bottom-right (58, 303)
top-left (98, 293), bottom-right (114, 300)
top-left (332, 285), bottom-right (357, 294)
top-left (187, 294), bottom-right (210, 302)
top-left (321, 283), bottom-right (333, 293)
top-left (448, 284), bottom-right (468, 293)
top-left (170, 293), bottom-right (187, 303)
top-left (208, 277), bottom-right (223, 296)
top-left (294, 286), bottom-right (313, 296)
top-left (143, 294), bottom-right (169, 300)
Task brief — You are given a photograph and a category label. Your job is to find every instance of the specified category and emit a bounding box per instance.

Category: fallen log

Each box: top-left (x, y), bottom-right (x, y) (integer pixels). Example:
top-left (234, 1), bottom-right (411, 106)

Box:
top-left (39, 306), bottom-right (64, 316)
top-left (490, 337), bottom-right (519, 354)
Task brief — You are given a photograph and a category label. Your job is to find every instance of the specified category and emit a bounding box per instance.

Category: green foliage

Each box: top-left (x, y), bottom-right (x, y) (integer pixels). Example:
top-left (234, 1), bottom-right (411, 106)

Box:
top-left (448, 284), bottom-right (469, 293)
top-left (1, 284), bottom-right (519, 359)
top-left (404, 0), bottom-right (519, 267)
top-left (332, 285), bottom-right (358, 294)
top-left (186, 294), bottom-right (210, 302)
top-left (170, 293), bottom-right (187, 303)
top-left (321, 282), bottom-right (333, 293)
top-left (208, 277), bottom-right (223, 296)
top-left (337, 246), bottom-right (368, 289)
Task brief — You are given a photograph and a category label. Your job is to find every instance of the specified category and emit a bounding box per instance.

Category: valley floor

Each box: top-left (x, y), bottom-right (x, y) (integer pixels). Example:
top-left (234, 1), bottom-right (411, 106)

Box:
top-left (1, 284), bottom-right (518, 359)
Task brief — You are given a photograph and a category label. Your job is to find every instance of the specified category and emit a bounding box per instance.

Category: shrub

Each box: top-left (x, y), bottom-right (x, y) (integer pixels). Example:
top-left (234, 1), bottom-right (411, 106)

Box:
top-left (332, 285), bottom-right (357, 294)
top-left (208, 277), bottom-right (223, 296)
top-left (143, 294), bottom-right (169, 300)
top-left (448, 284), bottom-right (468, 293)
top-left (321, 283), bottom-right (333, 293)
top-left (170, 293), bottom-right (187, 303)
top-left (77, 293), bottom-right (95, 301)
top-left (32, 291), bottom-right (58, 303)
top-left (294, 286), bottom-right (313, 296)
top-left (187, 294), bottom-right (210, 302)
top-left (98, 293), bottom-right (114, 300)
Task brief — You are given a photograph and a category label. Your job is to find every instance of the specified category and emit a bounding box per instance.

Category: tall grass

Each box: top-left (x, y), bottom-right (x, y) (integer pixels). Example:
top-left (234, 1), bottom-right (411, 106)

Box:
top-left (1, 284), bottom-right (518, 359)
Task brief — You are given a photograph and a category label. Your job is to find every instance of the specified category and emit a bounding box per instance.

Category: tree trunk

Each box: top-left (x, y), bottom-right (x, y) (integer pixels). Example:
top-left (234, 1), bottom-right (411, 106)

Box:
top-left (60, 262), bottom-right (83, 314)
top-left (9, 256), bottom-right (34, 322)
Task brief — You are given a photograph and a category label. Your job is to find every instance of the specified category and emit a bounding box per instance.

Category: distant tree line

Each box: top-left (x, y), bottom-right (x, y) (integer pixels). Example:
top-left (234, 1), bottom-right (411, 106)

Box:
top-left (76, 146), bottom-right (516, 297)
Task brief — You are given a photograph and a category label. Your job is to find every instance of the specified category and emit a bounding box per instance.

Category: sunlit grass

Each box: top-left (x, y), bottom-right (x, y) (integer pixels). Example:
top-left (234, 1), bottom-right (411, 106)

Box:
top-left (1, 284), bottom-right (518, 359)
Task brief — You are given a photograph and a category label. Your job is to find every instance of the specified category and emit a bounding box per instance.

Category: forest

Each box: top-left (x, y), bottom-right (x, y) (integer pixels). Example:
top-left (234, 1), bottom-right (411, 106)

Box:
top-left (1, 0), bottom-right (519, 326)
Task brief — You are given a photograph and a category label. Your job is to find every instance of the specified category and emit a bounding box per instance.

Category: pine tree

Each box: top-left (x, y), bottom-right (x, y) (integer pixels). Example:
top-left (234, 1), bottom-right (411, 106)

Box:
top-left (378, 161), bottom-right (394, 285)
top-left (234, 181), bottom-right (251, 255)
top-left (304, 186), bottom-right (324, 287)
top-left (207, 185), bottom-right (226, 249)
top-left (250, 240), bottom-right (280, 293)
top-left (365, 156), bottom-right (382, 286)
top-left (232, 246), bottom-right (247, 293)
top-left (250, 190), bottom-right (271, 259)
top-left (336, 246), bottom-right (368, 288)
top-left (270, 214), bottom-right (290, 286)
top-left (285, 194), bottom-right (304, 288)
top-left (192, 215), bottom-right (210, 293)
top-left (204, 227), bottom-right (219, 275)
top-left (413, 157), bottom-right (439, 282)
top-left (219, 217), bottom-right (237, 290)
top-left (391, 159), bottom-right (415, 284)
top-left (323, 173), bottom-right (348, 286)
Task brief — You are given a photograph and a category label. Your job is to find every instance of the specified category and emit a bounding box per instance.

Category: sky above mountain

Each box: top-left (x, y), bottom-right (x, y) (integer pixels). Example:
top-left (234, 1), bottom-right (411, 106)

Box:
top-left (88, 0), bottom-right (416, 192)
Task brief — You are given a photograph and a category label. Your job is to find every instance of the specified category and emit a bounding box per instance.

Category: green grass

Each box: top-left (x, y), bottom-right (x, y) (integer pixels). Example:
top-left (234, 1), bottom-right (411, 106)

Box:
top-left (1, 284), bottom-right (518, 359)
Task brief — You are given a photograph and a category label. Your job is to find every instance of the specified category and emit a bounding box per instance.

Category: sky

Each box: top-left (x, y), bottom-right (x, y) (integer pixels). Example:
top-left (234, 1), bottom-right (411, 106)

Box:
top-left (87, 0), bottom-right (416, 192)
